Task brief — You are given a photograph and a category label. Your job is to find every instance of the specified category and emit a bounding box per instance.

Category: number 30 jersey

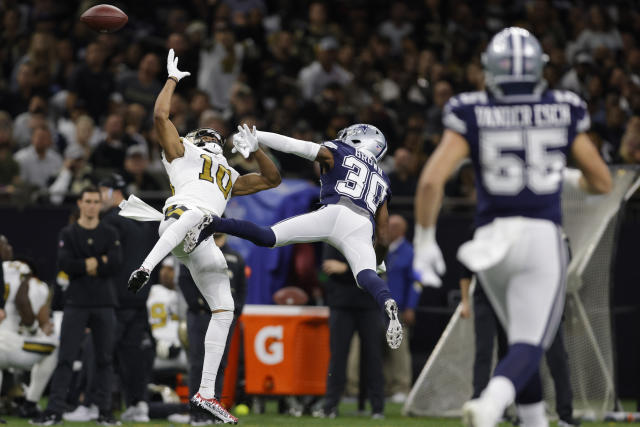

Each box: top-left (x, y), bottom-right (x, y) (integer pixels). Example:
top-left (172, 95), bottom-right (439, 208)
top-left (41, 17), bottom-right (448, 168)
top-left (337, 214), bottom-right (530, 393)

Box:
top-left (443, 90), bottom-right (590, 227)
top-left (162, 139), bottom-right (240, 216)
top-left (319, 140), bottom-right (391, 225)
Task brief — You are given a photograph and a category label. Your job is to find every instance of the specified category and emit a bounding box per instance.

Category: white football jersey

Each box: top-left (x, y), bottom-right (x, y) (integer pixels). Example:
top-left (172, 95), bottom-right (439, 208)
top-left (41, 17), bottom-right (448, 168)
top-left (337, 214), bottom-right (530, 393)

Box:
top-left (147, 284), bottom-right (180, 346)
top-left (1, 261), bottom-right (32, 332)
top-left (162, 138), bottom-right (240, 216)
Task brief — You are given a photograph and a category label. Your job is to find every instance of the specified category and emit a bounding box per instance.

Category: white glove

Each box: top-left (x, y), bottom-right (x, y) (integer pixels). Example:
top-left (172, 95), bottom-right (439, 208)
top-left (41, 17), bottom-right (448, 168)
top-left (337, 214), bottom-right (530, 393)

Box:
top-left (413, 225), bottom-right (446, 287)
top-left (166, 48), bottom-right (190, 82)
top-left (376, 261), bottom-right (387, 275)
top-left (231, 124), bottom-right (259, 158)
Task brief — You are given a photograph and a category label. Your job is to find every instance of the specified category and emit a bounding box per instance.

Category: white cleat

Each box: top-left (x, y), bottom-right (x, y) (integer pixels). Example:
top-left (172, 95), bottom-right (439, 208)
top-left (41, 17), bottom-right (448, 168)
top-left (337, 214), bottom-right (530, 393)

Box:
top-left (191, 393), bottom-right (238, 424)
top-left (462, 399), bottom-right (500, 427)
top-left (384, 299), bottom-right (403, 349)
top-left (63, 404), bottom-right (99, 422)
top-left (184, 214), bottom-right (214, 254)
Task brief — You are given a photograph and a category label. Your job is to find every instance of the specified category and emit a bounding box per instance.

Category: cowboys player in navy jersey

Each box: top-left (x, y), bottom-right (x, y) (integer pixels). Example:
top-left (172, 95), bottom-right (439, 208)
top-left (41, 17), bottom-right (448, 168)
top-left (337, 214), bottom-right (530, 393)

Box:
top-left (413, 28), bottom-right (611, 427)
top-left (182, 123), bottom-right (403, 349)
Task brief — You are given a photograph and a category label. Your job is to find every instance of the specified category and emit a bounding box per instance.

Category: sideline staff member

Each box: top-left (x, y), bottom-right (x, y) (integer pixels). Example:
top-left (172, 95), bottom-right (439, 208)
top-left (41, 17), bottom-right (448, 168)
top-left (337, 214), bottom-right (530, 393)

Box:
top-left (33, 186), bottom-right (122, 426)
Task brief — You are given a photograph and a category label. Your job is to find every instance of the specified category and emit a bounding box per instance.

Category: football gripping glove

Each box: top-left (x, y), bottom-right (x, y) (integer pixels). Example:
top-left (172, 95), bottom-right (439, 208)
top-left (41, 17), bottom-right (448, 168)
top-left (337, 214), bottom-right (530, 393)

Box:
top-left (167, 48), bottom-right (190, 82)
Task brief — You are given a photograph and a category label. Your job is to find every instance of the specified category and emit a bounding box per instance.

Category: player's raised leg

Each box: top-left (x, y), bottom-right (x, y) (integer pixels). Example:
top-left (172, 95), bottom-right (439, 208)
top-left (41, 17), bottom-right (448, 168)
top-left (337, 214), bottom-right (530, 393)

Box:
top-left (130, 209), bottom-right (207, 292)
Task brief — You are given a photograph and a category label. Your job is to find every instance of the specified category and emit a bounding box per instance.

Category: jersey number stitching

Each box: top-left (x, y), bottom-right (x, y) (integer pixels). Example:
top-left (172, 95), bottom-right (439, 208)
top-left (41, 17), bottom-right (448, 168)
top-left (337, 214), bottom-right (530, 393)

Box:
top-left (334, 155), bottom-right (388, 213)
top-left (480, 128), bottom-right (567, 196)
top-left (150, 303), bottom-right (167, 330)
top-left (198, 154), bottom-right (233, 199)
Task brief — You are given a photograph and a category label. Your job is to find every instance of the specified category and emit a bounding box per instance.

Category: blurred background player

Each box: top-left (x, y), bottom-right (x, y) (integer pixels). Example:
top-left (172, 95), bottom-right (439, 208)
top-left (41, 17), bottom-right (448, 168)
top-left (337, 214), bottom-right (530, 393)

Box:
top-left (0, 250), bottom-right (57, 420)
top-left (99, 173), bottom-right (156, 423)
top-left (413, 27), bottom-right (612, 427)
top-left (185, 123), bottom-right (403, 350)
top-left (122, 49), bottom-right (280, 424)
top-left (147, 257), bottom-right (186, 371)
top-left (32, 186), bottom-right (122, 426)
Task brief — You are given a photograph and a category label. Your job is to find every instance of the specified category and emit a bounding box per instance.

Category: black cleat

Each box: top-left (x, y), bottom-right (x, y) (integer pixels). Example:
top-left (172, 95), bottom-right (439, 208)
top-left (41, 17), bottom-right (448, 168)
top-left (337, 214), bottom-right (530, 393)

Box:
top-left (18, 400), bottom-right (41, 418)
top-left (128, 267), bottom-right (150, 293)
top-left (29, 411), bottom-right (62, 425)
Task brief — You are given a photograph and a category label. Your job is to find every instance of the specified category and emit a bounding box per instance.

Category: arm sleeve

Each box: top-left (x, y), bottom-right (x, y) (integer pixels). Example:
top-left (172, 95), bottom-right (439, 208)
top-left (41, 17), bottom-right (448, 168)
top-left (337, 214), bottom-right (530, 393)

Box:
top-left (57, 229), bottom-right (87, 276)
top-left (442, 97), bottom-right (468, 137)
top-left (97, 228), bottom-right (123, 277)
top-left (49, 168), bottom-right (72, 205)
top-left (255, 131), bottom-right (321, 161)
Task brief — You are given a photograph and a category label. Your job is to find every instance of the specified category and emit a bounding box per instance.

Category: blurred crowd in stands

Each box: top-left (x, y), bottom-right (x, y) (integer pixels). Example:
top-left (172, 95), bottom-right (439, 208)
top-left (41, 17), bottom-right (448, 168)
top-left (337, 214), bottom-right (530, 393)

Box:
top-left (1, 0), bottom-right (640, 206)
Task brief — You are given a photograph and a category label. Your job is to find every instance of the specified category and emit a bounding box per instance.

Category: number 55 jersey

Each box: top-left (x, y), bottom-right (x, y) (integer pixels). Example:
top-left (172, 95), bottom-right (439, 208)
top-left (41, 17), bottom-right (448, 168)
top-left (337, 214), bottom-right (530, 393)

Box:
top-left (162, 138), bottom-right (240, 215)
top-left (319, 140), bottom-right (391, 229)
top-left (443, 90), bottom-right (590, 227)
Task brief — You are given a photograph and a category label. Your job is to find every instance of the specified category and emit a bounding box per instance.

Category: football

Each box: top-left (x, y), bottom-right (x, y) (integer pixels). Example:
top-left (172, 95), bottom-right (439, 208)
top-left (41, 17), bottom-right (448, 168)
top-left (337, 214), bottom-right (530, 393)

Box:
top-left (273, 286), bottom-right (309, 305)
top-left (80, 4), bottom-right (128, 33)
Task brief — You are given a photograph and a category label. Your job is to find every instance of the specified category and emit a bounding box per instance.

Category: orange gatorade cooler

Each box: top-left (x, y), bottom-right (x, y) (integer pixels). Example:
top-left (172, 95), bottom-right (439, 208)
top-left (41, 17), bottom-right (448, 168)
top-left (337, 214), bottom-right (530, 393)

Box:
top-left (240, 305), bottom-right (330, 395)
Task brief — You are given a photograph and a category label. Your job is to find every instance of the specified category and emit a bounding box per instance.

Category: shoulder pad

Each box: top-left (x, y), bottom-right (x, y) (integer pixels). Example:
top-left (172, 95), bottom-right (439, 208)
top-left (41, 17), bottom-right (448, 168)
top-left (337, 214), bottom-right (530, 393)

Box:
top-left (455, 91), bottom-right (489, 106)
top-left (551, 90), bottom-right (586, 108)
top-left (323, 141), bottom-right (339, 150)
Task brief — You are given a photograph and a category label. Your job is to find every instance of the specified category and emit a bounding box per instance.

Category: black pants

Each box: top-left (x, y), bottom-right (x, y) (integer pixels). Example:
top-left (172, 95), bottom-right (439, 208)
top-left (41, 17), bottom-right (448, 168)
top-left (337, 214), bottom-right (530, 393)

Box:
top-left (114, 307), bottom-right (153, 407)
top-left (472, 285), bottom-right (574, 419)
top-left (186, 310), bottom-right (238, 408)
top-left (324, 307), bottom-right (384, 414)
top-left (47, 306), bottom-right (116, 415)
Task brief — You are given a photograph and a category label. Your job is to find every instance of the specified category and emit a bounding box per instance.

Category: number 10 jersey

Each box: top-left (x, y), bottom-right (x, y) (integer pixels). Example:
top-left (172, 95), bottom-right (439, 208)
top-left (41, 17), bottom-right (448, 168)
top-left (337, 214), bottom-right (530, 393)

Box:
top-left (162, 138), bottom-right (240, 216)
top-left (443, 89), bottom-right (590, 227)
top-left (319, 140), bottom-right (391, 227)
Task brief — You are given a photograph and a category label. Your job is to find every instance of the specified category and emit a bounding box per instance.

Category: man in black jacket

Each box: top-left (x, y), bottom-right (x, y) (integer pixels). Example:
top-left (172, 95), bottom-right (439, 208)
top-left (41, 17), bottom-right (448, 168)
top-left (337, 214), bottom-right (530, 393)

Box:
top-left (99, 173), bottom-right (156, 422)
top-left (317, 244), bottom-right (385, 419)
top-left (178, 233), bottom-right (247, 425)
top-left (32, 186), bottom-right (122, 426)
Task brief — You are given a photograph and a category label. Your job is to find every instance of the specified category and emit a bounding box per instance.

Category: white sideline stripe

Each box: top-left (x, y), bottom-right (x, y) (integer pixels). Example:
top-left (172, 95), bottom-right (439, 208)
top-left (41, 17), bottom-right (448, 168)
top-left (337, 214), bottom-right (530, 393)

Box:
top-left (242, 304), bottom-right (329, 317)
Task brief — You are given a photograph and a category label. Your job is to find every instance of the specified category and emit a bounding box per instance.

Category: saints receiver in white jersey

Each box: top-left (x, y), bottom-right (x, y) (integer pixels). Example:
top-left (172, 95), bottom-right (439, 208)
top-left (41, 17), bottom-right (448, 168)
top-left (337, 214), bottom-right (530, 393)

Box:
top-left (125, 49), bottom-right (280, 424)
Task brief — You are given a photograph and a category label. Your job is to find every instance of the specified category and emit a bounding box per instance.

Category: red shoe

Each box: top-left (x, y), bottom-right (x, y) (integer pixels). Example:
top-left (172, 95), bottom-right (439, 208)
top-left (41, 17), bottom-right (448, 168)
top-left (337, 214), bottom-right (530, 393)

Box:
top-left (191, 393), bottom-right (238, 424)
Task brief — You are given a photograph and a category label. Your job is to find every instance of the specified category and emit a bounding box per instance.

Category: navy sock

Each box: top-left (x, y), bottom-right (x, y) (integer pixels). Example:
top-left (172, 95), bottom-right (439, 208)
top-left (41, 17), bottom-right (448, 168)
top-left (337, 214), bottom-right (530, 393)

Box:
top-left (494, 343), bottom-right (544, 393)
top-left (201, 217), bottom-right (276, 247)
top-left (356, 269), bottom-right (393, 311)
top-left (516, 370), bottom-right (543, 404)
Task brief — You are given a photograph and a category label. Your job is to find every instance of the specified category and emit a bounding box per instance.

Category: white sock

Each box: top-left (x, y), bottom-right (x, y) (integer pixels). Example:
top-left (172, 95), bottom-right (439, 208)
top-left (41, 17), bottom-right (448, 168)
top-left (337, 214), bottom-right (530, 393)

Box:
top-left (198, 310), bottom-right (233, 399)
top-left (142, 210), bottom-right (203, 271)
top-left (481, 376), bottom-right (516, 414)
top-left (26, 349), bottom-right (58, 402)
top-left (517, 402), bottom-right (548, 427)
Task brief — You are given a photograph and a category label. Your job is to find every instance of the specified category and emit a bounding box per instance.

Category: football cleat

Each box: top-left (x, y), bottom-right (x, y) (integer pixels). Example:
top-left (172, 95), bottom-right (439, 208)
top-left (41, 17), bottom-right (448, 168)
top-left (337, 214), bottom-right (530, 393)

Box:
top-left (184, 214), bottom-right (216, 254)
top-left (63, 404), bottom-right (98, 422)
top-left (191, 393), bottom-right (238, 424)
top-left (384, 299), bottom-right (403, 349)
top-left (29, 411), bottom-right (62, 426)
top-left (128, 267), bottom-right (150, 293)
top-left (462, 399), bottom-right (500, 427)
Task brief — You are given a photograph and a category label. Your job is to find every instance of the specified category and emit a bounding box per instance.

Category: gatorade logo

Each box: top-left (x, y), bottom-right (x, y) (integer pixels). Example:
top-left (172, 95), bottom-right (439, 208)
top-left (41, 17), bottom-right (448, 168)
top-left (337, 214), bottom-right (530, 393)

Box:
top-left (254, 325), bottom-right (284, 365)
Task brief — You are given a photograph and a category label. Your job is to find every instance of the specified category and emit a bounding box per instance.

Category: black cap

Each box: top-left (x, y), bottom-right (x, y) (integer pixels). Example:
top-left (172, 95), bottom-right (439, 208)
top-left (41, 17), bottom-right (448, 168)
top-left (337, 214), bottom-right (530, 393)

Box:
top-left (99, 173), bottom-right (127, 192)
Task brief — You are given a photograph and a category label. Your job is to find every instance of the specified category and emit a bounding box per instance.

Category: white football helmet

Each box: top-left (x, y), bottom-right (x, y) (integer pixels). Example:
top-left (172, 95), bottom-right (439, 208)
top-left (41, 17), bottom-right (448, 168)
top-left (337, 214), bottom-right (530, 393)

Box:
top-left (338, 124), bottom-right (387, 161)
top-left (185, 127), bottom-right (225, 155)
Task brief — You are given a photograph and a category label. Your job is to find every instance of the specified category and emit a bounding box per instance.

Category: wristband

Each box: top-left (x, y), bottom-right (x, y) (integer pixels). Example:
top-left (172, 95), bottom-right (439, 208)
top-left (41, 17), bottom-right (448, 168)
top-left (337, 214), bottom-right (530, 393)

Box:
top-left (167, 76), bottom-right (178, 84)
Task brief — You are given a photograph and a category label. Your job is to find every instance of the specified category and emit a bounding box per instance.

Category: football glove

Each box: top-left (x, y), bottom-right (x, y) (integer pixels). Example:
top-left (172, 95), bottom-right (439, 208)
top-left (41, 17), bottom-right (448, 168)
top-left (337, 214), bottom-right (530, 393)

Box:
top-left (413, 225), bottom-right (446, 287)
top-left (232, 124), bottom-right (259, 158)
top-left (166, 48), bottom-right (190, 82)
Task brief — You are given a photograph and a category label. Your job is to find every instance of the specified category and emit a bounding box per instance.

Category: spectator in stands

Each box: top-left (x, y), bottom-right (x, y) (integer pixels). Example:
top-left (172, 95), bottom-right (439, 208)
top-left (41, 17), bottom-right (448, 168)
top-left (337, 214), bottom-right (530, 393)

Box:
top-left (12, 94), bottom-right (55, 149)
top-left (186, 90), bottom-right (211, 130)
top-left (315, 245), bottom-right (384, 419)
top-left (560, 52), bottom-right (594, 100)
top-left (619, 116), bottom-right (640, 164)
top-left (118, 53), bottom-right (162, 113)
top-left (90, 113), bottom-right (136, 171)
top-left (67, 42), bottom-right (114, 122)
top-left (198, 21), bottom-right (244, 111)
top-left (567, 5), bottom-right (623, 61)
top-left (2, 62), bottom-right (35, 117)
top-left (425, 80), bottom-right (453, 140)
top-left (384, 215), bottom-right (420, 404)
top-left (14, 125), bottom-right (62, 190)
top-left (296, 2), bottom-right (341, 64)
top-left (298, 37), bottom-right (352, 101)
top-left (123, 145), bottom-right (163, 194)
top-left (388, 148), bottom-right (417, 198)
top-left (378, 2), bottom-right (413, 56)
top-left (0, 112), bottom-right (20, 188)
top-left (49, 144), bottom-right (93, 205)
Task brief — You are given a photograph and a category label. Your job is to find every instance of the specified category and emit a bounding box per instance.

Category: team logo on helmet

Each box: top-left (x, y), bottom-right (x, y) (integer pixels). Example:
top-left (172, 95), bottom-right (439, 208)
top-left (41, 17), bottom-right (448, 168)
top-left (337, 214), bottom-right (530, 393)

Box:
top-left (338, 123), bottom-right (387, 161)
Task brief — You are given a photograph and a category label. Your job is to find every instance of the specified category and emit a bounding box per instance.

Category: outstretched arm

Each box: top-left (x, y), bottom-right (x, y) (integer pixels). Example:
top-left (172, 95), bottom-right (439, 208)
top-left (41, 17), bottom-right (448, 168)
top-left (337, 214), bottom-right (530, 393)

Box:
top-left (255, 130), bottom-right (334, 169)
top-left (232, 148), bottom-right (282, 196)
top-left (154, 49), bottom-right (191, 162)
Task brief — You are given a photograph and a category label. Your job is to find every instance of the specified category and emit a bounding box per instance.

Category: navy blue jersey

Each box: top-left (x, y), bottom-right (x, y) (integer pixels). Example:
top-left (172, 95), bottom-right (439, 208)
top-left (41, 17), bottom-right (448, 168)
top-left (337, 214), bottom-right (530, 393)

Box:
top-left (319, 140), bottom-right (391, 225)
top-left (443, 89), bottom-right (590, 227)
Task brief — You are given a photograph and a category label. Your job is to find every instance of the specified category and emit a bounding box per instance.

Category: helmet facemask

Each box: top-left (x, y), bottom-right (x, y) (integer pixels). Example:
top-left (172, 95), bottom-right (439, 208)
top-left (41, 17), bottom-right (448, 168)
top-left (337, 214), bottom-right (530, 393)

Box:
top-left (186, 128), bottom-right (225, 155)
